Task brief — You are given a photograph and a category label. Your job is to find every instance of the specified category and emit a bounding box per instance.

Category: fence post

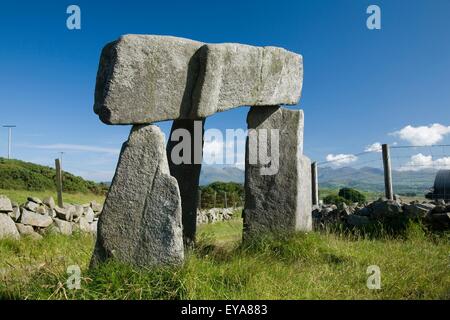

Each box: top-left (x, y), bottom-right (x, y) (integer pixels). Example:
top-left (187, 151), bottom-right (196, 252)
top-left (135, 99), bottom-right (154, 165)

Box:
top-left (382, 143), bottom-right (394, 200)
top-left (55, 158), bottom-right (64, 207)
top-left (224, 191), bottom-right (227, 208)
top-left (311, 161), bottom-right (319, 206)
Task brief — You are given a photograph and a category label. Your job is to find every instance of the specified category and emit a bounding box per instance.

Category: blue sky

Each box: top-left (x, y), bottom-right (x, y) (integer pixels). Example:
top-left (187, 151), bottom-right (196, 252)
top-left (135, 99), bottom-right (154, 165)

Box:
top-left (1, 0), bottom-right (450, 181)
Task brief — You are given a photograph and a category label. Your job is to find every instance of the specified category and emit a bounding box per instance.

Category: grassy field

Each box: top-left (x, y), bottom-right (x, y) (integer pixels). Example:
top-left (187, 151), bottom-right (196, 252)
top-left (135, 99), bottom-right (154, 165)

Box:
top-left (0, 217), bottom-right (449, 300)
top-left (0, 189), bottom-right (105, 205)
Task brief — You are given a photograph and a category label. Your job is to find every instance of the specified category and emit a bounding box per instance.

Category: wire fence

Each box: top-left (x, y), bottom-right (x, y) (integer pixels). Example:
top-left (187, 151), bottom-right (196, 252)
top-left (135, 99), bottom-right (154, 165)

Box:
top-left (316, 144), bottom-right (450, 202)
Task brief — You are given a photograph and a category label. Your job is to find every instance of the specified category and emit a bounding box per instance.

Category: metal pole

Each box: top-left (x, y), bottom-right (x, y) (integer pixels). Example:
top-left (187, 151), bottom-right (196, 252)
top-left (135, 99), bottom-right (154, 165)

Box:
top-left (311, 162), bottom-right (319, 206)
top-left (382, 144), bottom-right (393, 200)
top-left (8, 127), bottom-right (11, 159)
top-left (3, 125), bottom-right (16, 159)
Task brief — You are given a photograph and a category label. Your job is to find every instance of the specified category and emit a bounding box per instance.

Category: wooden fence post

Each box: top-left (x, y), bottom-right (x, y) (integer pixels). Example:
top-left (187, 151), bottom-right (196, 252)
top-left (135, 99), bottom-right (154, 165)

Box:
top-left (55, 158), bottom-right (64, 207)
top-left (224, 191), bottom-right (228, 208)
top-left (311, 162), bottom-right (319, 206)
top-left (382, 144), bottom-right (394, 200)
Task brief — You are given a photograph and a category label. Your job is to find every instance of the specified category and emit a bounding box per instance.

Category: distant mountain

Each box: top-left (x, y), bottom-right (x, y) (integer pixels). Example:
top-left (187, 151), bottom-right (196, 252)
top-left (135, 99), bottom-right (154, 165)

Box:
top-left (199, 166), bottom-right (244, 185)
top-left (319, 166), bottom-right (437, 195)
top-left (198, 165), bottom-right (437, 195)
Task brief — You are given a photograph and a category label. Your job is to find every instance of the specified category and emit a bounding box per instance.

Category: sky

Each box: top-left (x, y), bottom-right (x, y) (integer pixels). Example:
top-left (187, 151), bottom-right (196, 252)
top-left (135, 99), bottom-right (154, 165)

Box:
top-left (0, 0), bottom-right (450, 181)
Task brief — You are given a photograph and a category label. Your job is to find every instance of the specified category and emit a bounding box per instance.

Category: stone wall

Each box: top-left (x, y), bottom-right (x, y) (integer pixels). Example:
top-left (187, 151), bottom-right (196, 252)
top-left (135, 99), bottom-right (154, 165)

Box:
top-left (0, 195), bottom-right (101, 240)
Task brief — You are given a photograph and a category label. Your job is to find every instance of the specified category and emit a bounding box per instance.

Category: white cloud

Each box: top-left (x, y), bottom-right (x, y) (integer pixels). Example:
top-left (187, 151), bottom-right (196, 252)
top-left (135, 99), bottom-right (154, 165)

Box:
top-left (202, 129), bottom-right (246, 167)
top-left (27, 143), bottom-right (120, 154)
top-left (398, 153), bottom-right (450, 171)
top-left (325, 153), bottom-right (358, 166)
top-left (365, 142), bottom-right (382, 152)
top-left (391, 124), bottom-right (450, 146)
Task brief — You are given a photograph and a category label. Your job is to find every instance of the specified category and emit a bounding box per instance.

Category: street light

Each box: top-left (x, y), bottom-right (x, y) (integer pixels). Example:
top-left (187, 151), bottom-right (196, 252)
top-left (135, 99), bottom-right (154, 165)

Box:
top-left (2, 125), bottom-right (16, 159)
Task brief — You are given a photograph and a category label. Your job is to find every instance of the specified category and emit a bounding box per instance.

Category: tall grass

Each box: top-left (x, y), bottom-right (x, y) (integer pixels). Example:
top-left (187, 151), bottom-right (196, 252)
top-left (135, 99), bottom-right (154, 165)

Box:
top-left (0, 219), bottom-right (448, 300)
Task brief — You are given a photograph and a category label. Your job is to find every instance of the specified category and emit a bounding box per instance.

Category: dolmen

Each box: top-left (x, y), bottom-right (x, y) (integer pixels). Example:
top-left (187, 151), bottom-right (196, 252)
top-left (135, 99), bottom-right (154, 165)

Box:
top-left (91, 35), bottom-right (311, 268)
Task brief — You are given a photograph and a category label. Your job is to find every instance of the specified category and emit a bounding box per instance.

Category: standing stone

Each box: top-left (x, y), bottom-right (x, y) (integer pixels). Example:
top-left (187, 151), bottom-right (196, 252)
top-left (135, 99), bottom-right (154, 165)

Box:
top-left (0, 214), bottom-right (20, 239)
top-left (166, 119), bottom-right (204, 246)
top-left (243, 106), bottom-right (312, 238)
top-left (91, 125), bottom-right (184, 268)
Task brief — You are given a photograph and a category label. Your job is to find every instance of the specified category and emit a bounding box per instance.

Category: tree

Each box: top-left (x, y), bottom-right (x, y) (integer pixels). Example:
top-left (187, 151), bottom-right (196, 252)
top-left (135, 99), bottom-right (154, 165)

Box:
top-left (338, 187), bottom-right (366, 204)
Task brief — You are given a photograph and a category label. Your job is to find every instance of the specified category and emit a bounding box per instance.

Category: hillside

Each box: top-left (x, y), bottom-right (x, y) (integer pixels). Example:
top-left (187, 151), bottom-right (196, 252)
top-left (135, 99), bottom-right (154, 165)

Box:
top-left (0, 158), bottom-right (108, 195)
top-left (319, 166), bottom-right (436, 196)
top-left (200, 165), bottom-right (245, 185)
top-left (199, 165), bottom-right (437, 196)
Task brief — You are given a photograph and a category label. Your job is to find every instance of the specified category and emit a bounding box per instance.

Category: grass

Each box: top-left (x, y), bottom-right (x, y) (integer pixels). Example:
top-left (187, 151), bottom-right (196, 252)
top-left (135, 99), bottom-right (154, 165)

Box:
top-left (0, 189), bottom-right (105, 205)
top-left (0, 218), bottom-right (449, 300)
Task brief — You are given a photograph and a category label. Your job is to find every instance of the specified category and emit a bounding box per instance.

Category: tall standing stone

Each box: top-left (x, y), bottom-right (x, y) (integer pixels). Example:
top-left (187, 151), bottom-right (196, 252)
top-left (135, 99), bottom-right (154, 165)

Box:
top-left (166, 119), bottom-right (204, 246)
top-left (91, 125), bottom-right (184, 268)
top-left (243, 106), bottom-right (312, 239)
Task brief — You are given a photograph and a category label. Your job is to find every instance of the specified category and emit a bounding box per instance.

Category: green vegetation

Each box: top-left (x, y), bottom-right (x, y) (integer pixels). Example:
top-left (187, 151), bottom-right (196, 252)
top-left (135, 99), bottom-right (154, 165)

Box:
top-left (338, 187), bottom-right (366, 204)
top-left (0, 218), bottom-right (448, 300)
top-left (200, 182), bottom-right (244, 209)
top-left (320, 188), bottom-right (383, 202)
top-left (323, 194), bottom-right (351, 207)
top-left (0, 158), bottom-right (108, 195)
top-left (0, 189), bottom-right (105, 205)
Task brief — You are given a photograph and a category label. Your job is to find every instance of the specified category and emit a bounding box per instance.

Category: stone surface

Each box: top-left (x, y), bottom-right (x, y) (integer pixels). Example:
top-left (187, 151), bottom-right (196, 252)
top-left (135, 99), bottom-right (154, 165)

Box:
top-left (90, 200), bottom-right (103, 212)
top-left (0, 195), bottom-right (13, 212)
top-left (27, 196), bottom-right (42, 204)
top-left (94, 35), bottom-right (303, 124)
top-left (78, 216), bottom-right (91, 232)
top-left (15, 223), bottom-right (35, 235)
top-left (166, 119), bottom-right (204, 246)
top-left (91, 125), bottom-right (184, 267)
top-left (403, 203), bottom-right (433, 218)
top-left (0, 213), bottom-right (20, 239)
top-left (192, 43), bottom-right (302, 118)
top-left (53, 218), bottom-right (73, 235)
top-left (9, 206), bottom-right (21, 221)
top-left (43, 196), bottom-right (55, 209)
top-left (55, 206), bottom-right (71, 221)
top-left (24, 201), bottom-right (40, 212)
top-left (73, 205), bottom-right (84, 219)
top-left (94, 34), bottom-right (204, 124)
top-left (346, 214), bottom-right (370, 227)
top-left (90, 220), bottom-right (98, 234)
top-left (20, 209), bottom-right (53, 228)
top-left (368, 199), bottom-right (402, 219)
top-left (243, 106), bottom-right (311, 238)
top-left (84, 207), bottom-right (95, 223)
